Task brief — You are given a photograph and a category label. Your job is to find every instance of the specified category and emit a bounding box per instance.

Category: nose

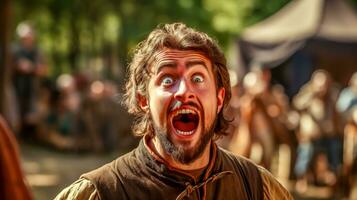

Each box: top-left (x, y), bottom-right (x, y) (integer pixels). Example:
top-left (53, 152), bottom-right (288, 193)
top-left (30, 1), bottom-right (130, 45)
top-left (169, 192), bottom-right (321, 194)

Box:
top-left (174, 79), bottom-right (195, 101)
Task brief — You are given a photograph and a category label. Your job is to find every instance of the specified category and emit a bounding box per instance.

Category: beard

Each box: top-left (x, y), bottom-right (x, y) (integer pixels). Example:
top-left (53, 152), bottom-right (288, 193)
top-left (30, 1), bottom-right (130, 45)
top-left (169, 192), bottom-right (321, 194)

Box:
top-left (153, 117), bottom-right (216, 165)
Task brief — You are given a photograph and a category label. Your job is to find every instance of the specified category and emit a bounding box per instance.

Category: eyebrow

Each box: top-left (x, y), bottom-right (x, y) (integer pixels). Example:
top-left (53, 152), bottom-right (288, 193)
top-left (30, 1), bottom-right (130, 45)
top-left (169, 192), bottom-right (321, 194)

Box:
top-left (155, 60), bottom-right (208, 74)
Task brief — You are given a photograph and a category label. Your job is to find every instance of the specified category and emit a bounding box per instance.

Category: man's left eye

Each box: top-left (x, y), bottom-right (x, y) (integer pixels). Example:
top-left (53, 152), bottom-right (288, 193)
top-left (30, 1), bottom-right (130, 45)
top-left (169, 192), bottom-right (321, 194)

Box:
top-left (192, 75), bottom-right (204, 83)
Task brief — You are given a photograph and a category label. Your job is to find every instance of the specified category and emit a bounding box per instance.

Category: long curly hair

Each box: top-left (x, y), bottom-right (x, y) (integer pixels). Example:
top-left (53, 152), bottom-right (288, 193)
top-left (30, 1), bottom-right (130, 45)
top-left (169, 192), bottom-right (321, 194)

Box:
top-left (123, 23), bottom-right (231, 138)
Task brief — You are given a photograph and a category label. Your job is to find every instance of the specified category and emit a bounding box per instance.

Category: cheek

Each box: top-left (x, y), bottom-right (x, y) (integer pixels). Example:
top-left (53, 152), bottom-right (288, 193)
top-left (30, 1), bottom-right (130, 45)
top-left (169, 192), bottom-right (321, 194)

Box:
top-left (149, 89), bottom-right (172, 122)
top-left (203, 99), bottom-right (217, 118)
top-left (198, 88), bottom-right (218, 120)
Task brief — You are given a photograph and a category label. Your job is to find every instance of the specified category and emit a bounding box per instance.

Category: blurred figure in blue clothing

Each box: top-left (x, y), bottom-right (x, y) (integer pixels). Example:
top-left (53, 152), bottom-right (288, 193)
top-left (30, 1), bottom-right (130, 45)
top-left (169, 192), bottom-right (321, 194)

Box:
top-left (11, 21), bottom-right (48, 138)
top-left (337, 72), bottom-right (357, 123)
top-left (293, 70), bottom-right (342, 191)
top-left (337, 73), bottom-right (357, 198)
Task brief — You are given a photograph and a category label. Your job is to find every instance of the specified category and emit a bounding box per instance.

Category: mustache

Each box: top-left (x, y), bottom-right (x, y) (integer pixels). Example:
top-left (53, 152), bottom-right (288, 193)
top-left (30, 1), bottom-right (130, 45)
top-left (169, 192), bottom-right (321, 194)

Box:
top-left (169, 100), bottom-right (200, 112)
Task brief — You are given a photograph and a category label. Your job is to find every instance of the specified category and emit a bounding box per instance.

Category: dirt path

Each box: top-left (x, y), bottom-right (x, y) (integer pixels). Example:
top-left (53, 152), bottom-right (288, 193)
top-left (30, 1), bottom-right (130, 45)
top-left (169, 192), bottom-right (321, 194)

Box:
top-left (20, 143), bottom-right (123, 200)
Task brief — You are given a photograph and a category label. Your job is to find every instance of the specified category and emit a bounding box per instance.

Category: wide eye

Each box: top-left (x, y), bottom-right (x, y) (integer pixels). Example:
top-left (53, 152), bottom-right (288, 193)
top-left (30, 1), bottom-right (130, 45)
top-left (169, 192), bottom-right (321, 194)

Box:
top-left (192, 74), bottom-right (204, 83)
top-left (161, 76), bottom-right (174, 86)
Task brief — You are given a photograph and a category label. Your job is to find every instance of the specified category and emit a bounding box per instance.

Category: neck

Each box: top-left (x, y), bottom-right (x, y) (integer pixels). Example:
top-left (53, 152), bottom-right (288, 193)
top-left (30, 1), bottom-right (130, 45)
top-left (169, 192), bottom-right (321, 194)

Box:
top-left (149, 136), bottom-right (211, 171)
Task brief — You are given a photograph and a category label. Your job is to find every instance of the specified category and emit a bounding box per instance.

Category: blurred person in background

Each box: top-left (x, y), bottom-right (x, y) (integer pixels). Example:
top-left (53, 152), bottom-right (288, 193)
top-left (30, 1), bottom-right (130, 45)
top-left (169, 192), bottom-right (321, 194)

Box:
top-left (337, 72), bottom-right (357, 197)
top-left (227, 66), bottom-right (295, 180)
top-left (338, 72), bottom-right (357, 171)
top-left (77, 80), bottom-right (133, 152)
top-left (216, 69), bottom-right (243, 148)
top-left (293, 69), bottom-right (342, 191)
top-left (11, 21), bottom-right (48, 139)
top-left (55, 23), bottom-right (292, 200)
top-left (0, 115), bottom-right (32, 200)
top-left (36, 74), bottom-right (79, 150)
top-left (345, 108), bottom-right (357, 199)
top-left (337, 72), bottom-right (357, 124)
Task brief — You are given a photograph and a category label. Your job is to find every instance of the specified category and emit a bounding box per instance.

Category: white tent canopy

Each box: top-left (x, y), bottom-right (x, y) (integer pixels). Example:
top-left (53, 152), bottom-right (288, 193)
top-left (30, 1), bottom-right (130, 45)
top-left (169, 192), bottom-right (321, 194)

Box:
top-left (237, 0), bottom-right (357, 96)
top-left (242, 0), bottom-right (357, 44)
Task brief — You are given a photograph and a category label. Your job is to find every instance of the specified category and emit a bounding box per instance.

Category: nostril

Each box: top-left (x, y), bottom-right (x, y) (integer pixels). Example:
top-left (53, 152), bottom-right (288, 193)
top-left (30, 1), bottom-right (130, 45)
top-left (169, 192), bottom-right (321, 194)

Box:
top-left (174, 95), bottom-right (183, 100)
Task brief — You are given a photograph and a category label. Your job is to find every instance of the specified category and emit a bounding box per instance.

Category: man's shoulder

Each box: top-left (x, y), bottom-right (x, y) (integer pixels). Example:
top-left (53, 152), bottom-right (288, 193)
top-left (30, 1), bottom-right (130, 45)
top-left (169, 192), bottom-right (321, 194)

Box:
top-left (258, 167), bottom-right (293, 199)
top-left (217, 147), bottom-right (264, 199)
top-left (69, 149), bottom-right (139, 199)
top-left (218, 146), bottom-right (258, 168)
top-left (217, 147), bottom-right (293, 199)
top-left (54, 178), bottom-right (100, 200)
top-left (81, 149), bottom-right (138, 182)
top-left (55, 148), bottom-right (140, 200)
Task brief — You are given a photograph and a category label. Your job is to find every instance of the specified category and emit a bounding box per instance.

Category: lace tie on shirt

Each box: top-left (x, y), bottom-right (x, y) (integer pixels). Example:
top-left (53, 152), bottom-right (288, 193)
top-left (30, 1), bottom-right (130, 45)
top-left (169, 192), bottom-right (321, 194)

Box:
top-left (176, 171), bottom-right (233, 200)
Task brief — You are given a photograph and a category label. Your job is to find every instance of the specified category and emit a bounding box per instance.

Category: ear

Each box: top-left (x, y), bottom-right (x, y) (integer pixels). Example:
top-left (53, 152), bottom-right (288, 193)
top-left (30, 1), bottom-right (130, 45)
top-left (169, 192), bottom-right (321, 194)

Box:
top-left (137, 93), bottom-right (149, 112)
top-left (216, 87), bottom-right (225, 114)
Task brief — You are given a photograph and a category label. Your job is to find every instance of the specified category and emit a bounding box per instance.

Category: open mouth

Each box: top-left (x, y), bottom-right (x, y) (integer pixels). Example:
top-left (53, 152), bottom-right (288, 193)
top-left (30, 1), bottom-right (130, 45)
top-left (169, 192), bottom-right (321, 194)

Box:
top-left (171, 109), bottom-right (199, 136)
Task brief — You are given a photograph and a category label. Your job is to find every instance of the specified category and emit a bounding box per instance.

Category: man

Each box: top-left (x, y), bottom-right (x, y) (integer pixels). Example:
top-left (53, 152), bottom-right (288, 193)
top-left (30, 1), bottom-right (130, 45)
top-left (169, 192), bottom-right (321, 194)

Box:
top-left (12, 22), bottom-right (47, 137)
top-left (55, 23), bottom-right (292, 200)
top-left (293, 70), bottom-right (341, 188)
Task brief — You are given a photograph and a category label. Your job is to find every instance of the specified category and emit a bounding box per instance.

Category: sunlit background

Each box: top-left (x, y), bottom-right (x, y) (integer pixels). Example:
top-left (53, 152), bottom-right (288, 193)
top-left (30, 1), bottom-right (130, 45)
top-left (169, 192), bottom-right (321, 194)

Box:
top-left (1, 0), bottom-right (357, 199)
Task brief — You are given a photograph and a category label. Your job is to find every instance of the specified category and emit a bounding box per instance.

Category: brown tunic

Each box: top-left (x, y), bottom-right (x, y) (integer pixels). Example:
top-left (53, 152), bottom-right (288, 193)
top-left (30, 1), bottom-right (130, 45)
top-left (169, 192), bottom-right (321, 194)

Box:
top-left (55, 136), bottom-right (292, 200)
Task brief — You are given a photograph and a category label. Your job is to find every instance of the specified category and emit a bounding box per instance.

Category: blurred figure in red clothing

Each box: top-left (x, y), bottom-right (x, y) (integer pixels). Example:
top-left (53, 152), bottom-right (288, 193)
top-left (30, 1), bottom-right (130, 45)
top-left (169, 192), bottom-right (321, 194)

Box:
top-left (0, 115), bottom-right (32, 200)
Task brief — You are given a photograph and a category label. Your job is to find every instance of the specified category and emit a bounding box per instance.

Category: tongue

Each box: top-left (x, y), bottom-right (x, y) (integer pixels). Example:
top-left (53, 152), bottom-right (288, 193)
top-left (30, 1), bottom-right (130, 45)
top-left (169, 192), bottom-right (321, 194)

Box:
top-left (173, 121), bottom-right (196, 132)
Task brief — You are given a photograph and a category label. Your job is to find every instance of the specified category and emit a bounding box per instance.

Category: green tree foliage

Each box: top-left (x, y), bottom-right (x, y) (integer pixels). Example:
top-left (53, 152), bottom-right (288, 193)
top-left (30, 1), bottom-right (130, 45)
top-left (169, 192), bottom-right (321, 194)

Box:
top-left (10, 0), bottom-right (357, 79)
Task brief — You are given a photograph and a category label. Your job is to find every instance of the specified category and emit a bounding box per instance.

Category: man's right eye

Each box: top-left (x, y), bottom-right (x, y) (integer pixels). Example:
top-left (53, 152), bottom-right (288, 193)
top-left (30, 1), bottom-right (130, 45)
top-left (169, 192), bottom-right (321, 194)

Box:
top-left (161, 76), bottom-right (174, 86)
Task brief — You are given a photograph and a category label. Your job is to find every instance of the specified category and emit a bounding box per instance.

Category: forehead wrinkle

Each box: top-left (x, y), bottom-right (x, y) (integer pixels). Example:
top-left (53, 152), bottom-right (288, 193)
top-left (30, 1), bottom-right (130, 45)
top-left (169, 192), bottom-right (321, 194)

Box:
top-left (186, 60), bottom-right (209, 73)
top-left (155, 60), bottom-right (209, 75)
top-left (154, 61), bottom-right (177, 75)
top-left (149, 49), bottom-right (211, 74)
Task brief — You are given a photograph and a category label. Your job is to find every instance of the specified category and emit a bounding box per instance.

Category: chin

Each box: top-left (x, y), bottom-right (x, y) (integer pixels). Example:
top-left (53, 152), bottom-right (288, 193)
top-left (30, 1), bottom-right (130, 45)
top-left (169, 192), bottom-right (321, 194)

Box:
top-left (155, 122), bottom-right (215, 165)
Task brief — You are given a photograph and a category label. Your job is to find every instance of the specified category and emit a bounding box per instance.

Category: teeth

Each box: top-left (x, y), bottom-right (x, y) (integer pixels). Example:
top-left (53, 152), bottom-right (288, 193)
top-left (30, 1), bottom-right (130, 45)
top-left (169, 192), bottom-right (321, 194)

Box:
top-left (176, 130), bottom-right (195, 135)
top-left (173, 109), bottom-right (196, 117)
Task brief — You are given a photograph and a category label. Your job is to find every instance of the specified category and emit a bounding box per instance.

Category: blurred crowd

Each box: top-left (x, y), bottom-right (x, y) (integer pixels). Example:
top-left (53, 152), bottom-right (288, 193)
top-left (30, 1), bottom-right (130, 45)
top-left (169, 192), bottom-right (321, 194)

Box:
top-left (7, 22), bottom-right (135, 153)
top-left (220, 65), bottom-right (357, 198)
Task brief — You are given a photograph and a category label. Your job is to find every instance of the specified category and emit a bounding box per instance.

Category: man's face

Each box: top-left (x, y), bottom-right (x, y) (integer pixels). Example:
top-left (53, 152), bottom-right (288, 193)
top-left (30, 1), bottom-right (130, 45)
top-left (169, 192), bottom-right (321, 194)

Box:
top-left (22, 34), bottom-right (35, 49)
top-left (140, 48), bottom-right (225, 164)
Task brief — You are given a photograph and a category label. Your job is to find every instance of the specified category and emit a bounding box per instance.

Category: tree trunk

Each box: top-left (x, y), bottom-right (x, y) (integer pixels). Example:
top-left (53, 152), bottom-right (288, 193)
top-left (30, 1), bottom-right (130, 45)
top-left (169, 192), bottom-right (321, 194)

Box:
top-left (0, 0), bottom-right (11, 116)
top-left (68, 10), bottom-right (80, 72)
